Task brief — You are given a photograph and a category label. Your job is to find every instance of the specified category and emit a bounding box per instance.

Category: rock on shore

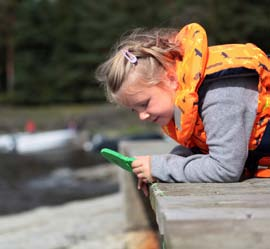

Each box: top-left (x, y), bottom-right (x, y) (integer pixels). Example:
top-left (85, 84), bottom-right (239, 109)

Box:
top-left (0, 193), bottom-right (126, 249)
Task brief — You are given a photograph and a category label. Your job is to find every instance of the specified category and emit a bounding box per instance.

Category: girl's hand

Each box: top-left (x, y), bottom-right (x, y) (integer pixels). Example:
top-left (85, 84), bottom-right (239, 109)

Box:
top-left (132, 155), bottom-right (157, 196)
top-left (137, 178), bottom-right (149, 197)
top-left (132, 155), bottom-right (154, 183)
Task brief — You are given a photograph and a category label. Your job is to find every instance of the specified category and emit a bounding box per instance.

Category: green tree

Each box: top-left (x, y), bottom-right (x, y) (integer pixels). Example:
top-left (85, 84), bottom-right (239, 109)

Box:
top-left (0, 0), bottom-right (19, 93)
top-left (175, 0), bottom-right (270, 50)
top-left (1, 0), bottom-right (269, 105)
top-left (14, 0), bottom-right (56, 104)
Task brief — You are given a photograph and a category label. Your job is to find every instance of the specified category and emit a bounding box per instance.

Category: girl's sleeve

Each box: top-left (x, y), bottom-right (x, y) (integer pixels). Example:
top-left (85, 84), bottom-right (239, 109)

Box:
top-left (151, 75), bottom-right (258, 182)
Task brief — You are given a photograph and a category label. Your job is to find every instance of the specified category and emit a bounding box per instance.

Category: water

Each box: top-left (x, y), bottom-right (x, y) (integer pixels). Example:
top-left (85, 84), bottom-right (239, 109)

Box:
top-left (0, 149), bottom-right (119, 215)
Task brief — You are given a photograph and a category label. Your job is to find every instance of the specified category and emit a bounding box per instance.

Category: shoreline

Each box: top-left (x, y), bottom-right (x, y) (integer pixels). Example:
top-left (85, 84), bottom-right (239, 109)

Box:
top-left (0, 163), bottom-right (119, 216)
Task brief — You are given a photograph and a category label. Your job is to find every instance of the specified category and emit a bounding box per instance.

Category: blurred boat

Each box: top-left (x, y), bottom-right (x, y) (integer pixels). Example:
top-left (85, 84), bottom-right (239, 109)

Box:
top-left (0, 129), bottom-right (86, 155)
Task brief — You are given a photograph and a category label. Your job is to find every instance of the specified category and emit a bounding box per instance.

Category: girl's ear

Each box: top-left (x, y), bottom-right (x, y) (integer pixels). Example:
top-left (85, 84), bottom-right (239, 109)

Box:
top-left (166, 71), bottom-right (178, 90)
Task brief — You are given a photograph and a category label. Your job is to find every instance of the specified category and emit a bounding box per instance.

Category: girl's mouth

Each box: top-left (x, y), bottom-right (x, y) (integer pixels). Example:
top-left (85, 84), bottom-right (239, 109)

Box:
top-left (152, 117), bottom-right (159, 123)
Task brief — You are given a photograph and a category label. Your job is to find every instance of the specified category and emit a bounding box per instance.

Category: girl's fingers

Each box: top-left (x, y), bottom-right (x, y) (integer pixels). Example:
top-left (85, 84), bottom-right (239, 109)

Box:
top-left (141, 183), bottom-right (149, 197)
top-left (131, 159), bottom-right (141, 168)
top-left (132, 167), bottom-right (142, 174)
top-left (137, 180), bottom-right (149, 196)
top-left (137, 178), bottom-right (143, 190)
top-left (137, 172), bottom-right (147, 179)
top-left (133, 167), bottom-right (146, 179)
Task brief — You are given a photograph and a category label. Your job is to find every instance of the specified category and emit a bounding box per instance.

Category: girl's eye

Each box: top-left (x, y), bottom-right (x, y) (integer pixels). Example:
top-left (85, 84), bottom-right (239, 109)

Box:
top-left (140, 99), bottom-right (149, 108)
top-left (131, 99), bottom-right (150, 113)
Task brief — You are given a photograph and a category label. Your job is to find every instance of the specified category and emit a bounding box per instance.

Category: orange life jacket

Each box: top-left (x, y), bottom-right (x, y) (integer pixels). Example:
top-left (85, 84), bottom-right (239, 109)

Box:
top-left (162, 23), bottom-right (270, 159)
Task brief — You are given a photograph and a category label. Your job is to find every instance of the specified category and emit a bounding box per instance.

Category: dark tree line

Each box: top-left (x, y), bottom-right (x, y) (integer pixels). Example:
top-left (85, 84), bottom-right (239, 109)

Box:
top-left (0, 0), bottom-right (269, 105)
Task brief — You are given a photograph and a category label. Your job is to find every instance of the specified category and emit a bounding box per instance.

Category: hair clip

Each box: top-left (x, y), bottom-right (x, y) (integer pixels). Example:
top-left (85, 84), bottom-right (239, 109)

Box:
top-left (122, 49), bottom-right (138, 64)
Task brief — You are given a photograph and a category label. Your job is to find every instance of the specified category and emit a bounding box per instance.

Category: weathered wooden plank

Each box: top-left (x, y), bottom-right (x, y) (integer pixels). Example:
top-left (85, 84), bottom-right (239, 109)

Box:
top-left (158, 194), bottom-right (270, 209)
top-left (121, 139), bottom-right (177, 155)
top-left (164, 219), bottom-right (270, 249)
top-left (153, 194), bottom-right (270, 234)
top-left (150, 180), bottom-right (270, 248)
top-left (164, 207), bottom-right (270, 221)
top-left (152, 179), bottom-right (270, 197)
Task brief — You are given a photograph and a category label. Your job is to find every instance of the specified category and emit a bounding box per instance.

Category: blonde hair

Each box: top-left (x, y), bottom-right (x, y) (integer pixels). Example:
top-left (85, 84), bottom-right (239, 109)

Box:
top-left (95, 27), bottom-right (182, 103)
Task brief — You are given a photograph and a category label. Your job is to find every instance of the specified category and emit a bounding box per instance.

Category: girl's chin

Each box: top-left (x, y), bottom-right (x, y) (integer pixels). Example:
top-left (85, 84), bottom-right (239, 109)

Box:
top-left (156, 118), bottom-right (170, 126)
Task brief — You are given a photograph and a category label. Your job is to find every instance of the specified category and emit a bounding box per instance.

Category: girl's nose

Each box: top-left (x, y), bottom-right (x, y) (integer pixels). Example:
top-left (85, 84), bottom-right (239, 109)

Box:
top-left (138, 111), bottom-right (150, 121)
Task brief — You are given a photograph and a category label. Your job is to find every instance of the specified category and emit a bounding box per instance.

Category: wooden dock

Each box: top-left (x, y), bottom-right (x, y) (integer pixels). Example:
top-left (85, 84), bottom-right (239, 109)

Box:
top-left (120, 140), bottom-right (270, 249)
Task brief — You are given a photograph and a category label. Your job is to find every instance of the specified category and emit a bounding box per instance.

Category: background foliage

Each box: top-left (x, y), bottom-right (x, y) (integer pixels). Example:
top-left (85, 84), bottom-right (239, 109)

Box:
top-left (0, 0), bottom-right (269, 105)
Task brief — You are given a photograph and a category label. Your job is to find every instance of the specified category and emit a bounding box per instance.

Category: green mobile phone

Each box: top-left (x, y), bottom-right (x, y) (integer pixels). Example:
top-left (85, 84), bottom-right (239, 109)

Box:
top-left (100, 148), bottom-right (135, 172)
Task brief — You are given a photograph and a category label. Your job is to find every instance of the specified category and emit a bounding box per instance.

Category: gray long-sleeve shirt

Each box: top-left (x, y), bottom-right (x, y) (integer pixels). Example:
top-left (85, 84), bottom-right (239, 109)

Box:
top-left (151, 72), bottom-right (259, 183)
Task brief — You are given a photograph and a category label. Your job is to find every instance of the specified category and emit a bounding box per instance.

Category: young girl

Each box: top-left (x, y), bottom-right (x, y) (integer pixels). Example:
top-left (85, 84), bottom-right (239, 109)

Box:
top-left (95, 23), bottom-right (270, 193)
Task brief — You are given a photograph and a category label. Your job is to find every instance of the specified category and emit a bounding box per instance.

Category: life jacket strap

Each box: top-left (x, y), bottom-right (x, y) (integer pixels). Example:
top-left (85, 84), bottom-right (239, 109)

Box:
top-left (245, 120), bottom-right (270, 178)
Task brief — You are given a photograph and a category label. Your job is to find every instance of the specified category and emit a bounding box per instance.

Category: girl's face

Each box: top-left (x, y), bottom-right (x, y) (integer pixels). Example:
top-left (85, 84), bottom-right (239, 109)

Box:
top-left (117, 75), bottom-right (178, 126)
